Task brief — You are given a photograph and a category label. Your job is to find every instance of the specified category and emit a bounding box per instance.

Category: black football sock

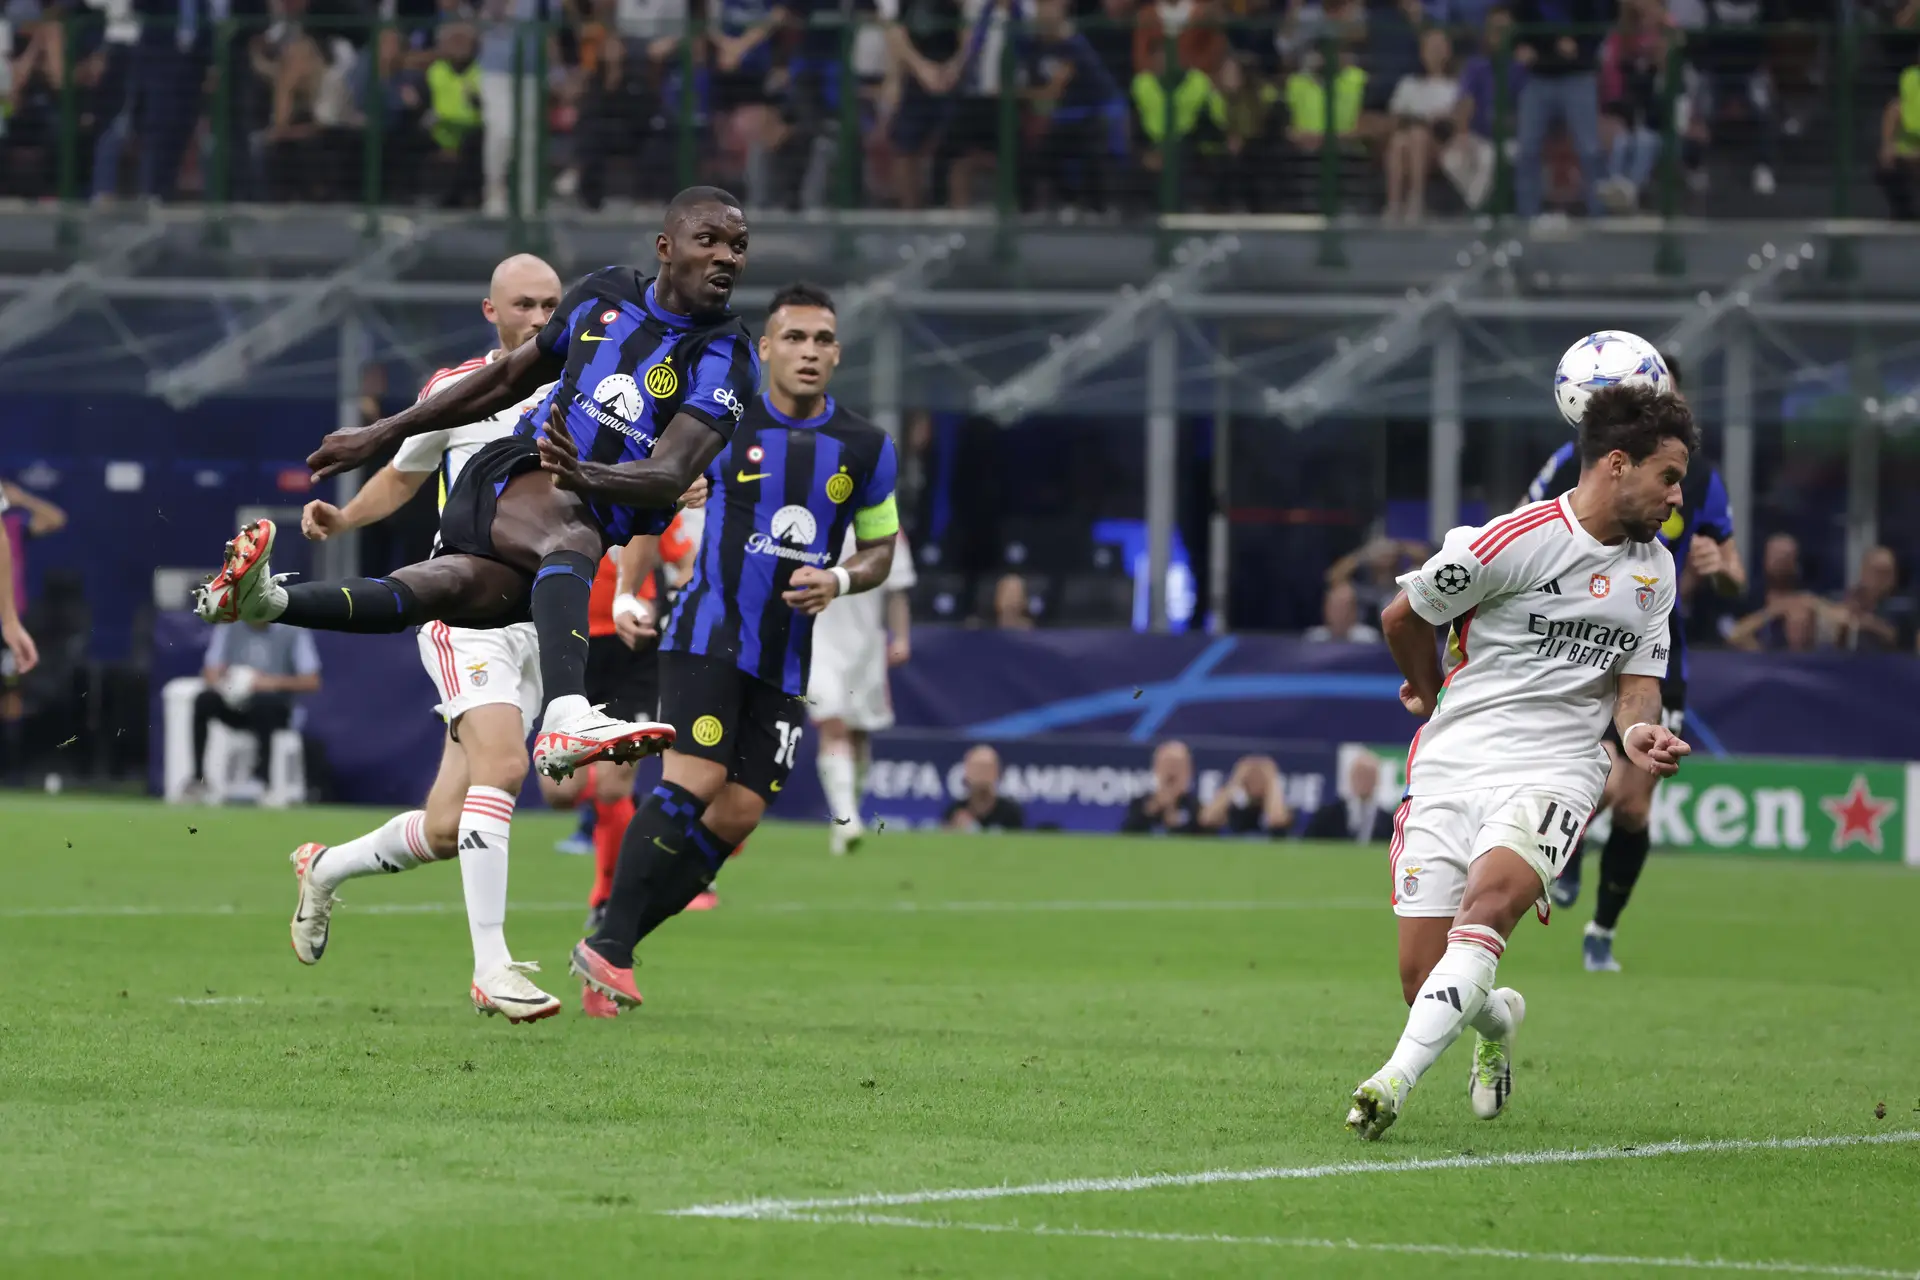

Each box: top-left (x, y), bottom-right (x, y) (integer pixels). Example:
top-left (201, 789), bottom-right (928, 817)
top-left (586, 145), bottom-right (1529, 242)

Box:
top-left (1592, 825), bottom-right (1652, 932)
top-left (277, 577), bottom-right (426, 633)
top-left (622, 819), bottom-right (733, 942)
top-left (531, 550), bottom-right (596, 706)
top-left (588, 782), bottom-right (708, 968)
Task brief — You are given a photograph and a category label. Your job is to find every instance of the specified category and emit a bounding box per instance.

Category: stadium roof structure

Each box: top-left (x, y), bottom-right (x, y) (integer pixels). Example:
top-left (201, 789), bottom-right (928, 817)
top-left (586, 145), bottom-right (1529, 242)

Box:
top-left (0, 204), bottom-right (1909, 625)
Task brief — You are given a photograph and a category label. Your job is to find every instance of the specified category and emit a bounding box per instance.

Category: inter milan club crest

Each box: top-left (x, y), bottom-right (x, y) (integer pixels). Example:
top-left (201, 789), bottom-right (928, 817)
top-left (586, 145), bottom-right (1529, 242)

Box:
top-left (1632, 573), bottom-right (1660, 611)
top-left (1589, 573), bottom-right (1611, 599)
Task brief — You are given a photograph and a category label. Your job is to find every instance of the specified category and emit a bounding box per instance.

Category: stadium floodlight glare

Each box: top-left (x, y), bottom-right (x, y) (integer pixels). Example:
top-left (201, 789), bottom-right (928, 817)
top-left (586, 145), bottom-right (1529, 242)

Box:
top-left (148, 227), bottom-right (425, 410)
top-left (1265, 240), bottom-right (1515, 428)
top-left (973, 234), bottom-right (1242, 425)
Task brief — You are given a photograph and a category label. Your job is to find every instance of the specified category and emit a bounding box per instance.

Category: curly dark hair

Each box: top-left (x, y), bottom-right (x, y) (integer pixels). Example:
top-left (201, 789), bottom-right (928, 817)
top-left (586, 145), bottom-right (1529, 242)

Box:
top-left (1577, 384), bottom-right (1700, 467)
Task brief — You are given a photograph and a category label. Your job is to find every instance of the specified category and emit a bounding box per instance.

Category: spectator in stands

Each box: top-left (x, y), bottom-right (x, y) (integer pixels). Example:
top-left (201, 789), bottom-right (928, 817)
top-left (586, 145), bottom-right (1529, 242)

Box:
top-left (1199, 753), bottom-right (1296, 837)
top-left (880, 0), bottom-right (964, 208)
top-left (1671, 0), bottom-right (1782, 199)
top-left (129, 0), bottom-right (240, 200)
top-left (1756, 530), bottom-right (1803, 606)
top-left (1597, 0), bottom-right (1673, 213)
top-left (1510, 0), bottom-right (1606, 221)
top-left (1085, 0), bottom-right (1137, 93)
top-left (423, 20), bottom-right (484, 206)
top-left (1275, 0), bottom-right (1362, 69)
top-left (1283, 37), bottom-right (1364, 156)
top-left (1131, 32), bottom-right (1225, 201)
top-left (186, 621), bottom-right (322, 802)
top-left (571, 0), bottom-right (686, 209)
top-left (1121, 738), bottom-right (1204, 834)
top-left (992, 571), bottom-right (1034, 628)
top-left (1444, 2), bottom-right (1522, 211)
top-left (1305, 580), bottom-right (1380, 643)
top-left (1305, 749), bottom-right (1392, 842)
top-left (943, 743), bottom-right (1027, 830)
top-left (1877, 42), bottom-right (1920, 220)
top-left (1132, 0), bottom-right (1225, 79)
top-left (261, 23), bottom-right (358, 201)
top-left (709, 0), bottom-right (790, 209)
top-left (1839, 545), bottom-right (1919, 652)
top-left (935, 0), bottom-right (1018, 210)
top-left (1212, 50), bottom-right (1282, 210)
top-left (1381, 27), bottom-right (1458, 223)
top-left (1360, 0), bottom-right (1424, 143)
top-left (82, 0), bottom-right (144, 202)
top-left (1326, 534), bottom-right (1425, 621)
top-left (1022, 0), bottom-right (1124, 213)
top-left (476, 0), bottom-right (548, 217)
top-left (1726, 593), bottom-right (1839, 653)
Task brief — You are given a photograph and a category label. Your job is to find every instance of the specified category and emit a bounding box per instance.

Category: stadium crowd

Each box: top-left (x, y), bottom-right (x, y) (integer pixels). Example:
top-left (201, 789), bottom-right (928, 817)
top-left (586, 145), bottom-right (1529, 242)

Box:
top-left (5, 0), bottom-right (1920, 217)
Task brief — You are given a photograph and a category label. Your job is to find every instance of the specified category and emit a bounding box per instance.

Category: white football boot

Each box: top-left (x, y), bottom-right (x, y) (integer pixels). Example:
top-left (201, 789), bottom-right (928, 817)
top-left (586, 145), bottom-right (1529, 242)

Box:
top-left (532, 703), bottom-right (674, 779)
top-left (1346, 1071), bottom-right (1409, 1141)
top-left (194, 519), bottom-right (289, 624)
top-left (288, 842), bottom-right (337, 965)
top-left (1469, 987), bottom-right (1527, 1120)
top-left (471, 961), bottom-right (563, 1024)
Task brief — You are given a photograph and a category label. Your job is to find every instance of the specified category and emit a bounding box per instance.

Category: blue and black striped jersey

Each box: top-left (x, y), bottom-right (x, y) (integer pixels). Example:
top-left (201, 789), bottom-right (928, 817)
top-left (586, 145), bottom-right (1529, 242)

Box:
top-left (526, 268), bottom-right (760, 544)
top-left (663, 395), bottom-right (900, 696)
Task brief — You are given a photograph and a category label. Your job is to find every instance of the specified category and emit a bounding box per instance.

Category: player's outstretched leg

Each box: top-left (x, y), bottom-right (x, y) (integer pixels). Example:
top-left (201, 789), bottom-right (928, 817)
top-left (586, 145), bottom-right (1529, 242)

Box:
top-left (288, 811), bottom-right (439, 964)
top-left (1350, 848), bottom-right (1537, 1140)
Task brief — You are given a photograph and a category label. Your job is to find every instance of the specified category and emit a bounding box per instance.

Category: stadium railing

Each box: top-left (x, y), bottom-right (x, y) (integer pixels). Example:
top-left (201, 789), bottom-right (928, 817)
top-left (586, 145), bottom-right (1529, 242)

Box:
top-left (12, 14), bottom-right (1902, 237)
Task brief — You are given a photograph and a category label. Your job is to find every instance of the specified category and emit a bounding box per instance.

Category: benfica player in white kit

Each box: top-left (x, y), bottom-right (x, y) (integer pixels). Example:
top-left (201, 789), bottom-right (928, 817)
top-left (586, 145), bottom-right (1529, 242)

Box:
top-left (1347, 385), bottom-right (1695, 1139)
top-left (285, 255), bottom-right (568, 1023)
top-left (808, 527), bottom-right (914, 855)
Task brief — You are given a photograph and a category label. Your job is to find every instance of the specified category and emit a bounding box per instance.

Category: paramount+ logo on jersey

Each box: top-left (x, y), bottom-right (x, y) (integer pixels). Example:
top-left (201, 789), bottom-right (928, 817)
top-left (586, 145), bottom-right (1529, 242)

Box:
top-left (1526, 614), bottom-right (1642, 670)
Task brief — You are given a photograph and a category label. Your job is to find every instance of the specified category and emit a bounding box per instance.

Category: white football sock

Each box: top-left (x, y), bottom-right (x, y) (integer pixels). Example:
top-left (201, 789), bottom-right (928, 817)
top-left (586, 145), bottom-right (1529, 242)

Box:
top-left (541, 694), bottom-right (591, 730)
top-left (1382, 924), bottom-right (1505, 1089)
top-left (817, 745), bottom-right (858, 824)
top-left (852, 738), bottom-right (871, 807)
top-left (459, 786), bottom-right (515, 977)
top-left (312, 810), bottom-right (429, 892)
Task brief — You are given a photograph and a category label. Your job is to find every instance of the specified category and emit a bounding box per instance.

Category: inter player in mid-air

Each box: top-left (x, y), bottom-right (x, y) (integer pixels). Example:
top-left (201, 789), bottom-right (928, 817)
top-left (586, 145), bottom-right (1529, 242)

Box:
top-left (1524, 354), bottom-right (1745, 970)
top-left (1348, 384), bottom-right (1694, 1139)
top-left (556, 282), bottom-right (903, 1016)
top-left (278, 254), bottom-right (575, 1021)
top-left (193, 186), bottom-right (760, 783)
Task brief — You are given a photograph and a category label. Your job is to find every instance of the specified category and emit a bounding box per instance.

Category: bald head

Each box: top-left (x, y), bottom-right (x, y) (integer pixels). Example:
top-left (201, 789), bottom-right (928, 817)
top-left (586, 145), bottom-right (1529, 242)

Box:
top-left (963, 744), bottom-right (1002, 796)
top-left (484, 254), bottom-right (563, 353)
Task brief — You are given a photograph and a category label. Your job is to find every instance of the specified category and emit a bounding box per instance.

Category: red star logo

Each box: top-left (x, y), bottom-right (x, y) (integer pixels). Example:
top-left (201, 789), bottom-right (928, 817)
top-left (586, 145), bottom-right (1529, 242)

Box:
top-left (1818, 775), bottom-right (1897, 854)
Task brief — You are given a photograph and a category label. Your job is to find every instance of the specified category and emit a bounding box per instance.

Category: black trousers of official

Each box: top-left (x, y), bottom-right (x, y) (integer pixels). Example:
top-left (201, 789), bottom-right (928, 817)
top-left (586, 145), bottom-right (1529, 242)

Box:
top-left (192, 691), bottom-right (295, 783)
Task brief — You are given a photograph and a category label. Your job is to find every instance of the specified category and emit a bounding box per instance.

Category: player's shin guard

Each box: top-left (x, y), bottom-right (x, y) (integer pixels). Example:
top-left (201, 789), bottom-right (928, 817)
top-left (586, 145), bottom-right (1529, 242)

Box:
top-left (1593, 825), bottom-right (1651, 931)
top-left (588, 782), bottom-right (709, 968)
top-left (311, 810), bottom-right (432, 892)
top-left (278, 577), bottom-right (427, 633)
top-left (530, 551), bottom-right (596, 716)
top-left (590, 795), bottom-right (635, 907)
top-left (1382, 925), bottom-right (1505, 1089)
top-left (458, 786), bottom-right (515, 977)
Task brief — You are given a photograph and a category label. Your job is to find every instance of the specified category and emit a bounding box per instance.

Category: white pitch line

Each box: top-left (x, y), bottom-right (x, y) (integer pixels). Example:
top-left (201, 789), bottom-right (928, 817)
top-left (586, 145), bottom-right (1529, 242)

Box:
top-left (0, 898), bottom-right (1372, 919)
top-left (757, 1211), bottom-right (1920, 1279)
top-left (668, 1131), bottom-right (1920, 1219)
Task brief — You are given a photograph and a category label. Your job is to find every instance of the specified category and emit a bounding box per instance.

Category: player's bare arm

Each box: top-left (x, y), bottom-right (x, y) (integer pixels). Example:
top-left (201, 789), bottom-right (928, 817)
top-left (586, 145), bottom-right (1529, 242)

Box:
top-left (886, 589), bottom-right (912, 665)
top-left (614, 534), bottom-right (662, 646)
top-left (0, 525), bottom-right (36, 674)
top-left (308, 341), bottom-right (562, 480)
top-left (1615, 673), bottom-right (1688, 778)
top-left (784, 537), bottom-right (896, 616)
top-left (1381, 591), bottom-right (1443, 717)
top-left (537, 411), bottom-right (726, 509)
top-left (302, 465), bottom-right (432, 540)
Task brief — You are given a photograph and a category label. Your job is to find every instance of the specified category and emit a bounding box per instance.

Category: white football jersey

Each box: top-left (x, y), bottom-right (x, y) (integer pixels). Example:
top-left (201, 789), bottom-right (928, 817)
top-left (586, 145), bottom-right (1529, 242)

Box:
top-left (812, 529), bottom-right (916, 656)
top-left (390, 350), bottom-right (558, 511)
top-left (1397, 493), bottom-right (1677, 799)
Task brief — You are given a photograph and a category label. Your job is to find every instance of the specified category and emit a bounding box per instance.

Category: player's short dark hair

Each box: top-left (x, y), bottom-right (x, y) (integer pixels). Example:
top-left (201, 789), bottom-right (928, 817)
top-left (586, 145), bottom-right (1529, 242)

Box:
top-left (1660, 350), bottom-right (1683, 391)
top-left (768, 281), bottom-right (836, 318)
top-left (664, 185), bottom-right (743, 229)
top-left (1577, 384), bottom-right (1700, 468)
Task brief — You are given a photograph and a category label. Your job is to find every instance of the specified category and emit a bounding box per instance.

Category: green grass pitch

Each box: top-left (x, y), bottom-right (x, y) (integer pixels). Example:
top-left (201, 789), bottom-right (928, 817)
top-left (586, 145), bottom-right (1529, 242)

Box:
top-left (3, 795), bottom-right (1917, 1278)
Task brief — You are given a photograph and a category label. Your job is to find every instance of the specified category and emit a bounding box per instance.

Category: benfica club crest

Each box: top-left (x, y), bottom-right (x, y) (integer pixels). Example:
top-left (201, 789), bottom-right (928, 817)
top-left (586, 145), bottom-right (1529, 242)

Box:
top-left (1632, 573), bottom-right (1660, 612)
top-left (1589, 573), bottom-right (1611, 599)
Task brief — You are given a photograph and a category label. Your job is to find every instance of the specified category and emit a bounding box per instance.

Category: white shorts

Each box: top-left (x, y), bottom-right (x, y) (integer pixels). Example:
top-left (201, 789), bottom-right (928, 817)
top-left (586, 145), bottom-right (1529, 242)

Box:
top-left (1389, 783), bottom-right (1596, 919)
top-left (806, 644), bottom-right (894, 732)
top-left (417, 621), bottom-right (542, 737)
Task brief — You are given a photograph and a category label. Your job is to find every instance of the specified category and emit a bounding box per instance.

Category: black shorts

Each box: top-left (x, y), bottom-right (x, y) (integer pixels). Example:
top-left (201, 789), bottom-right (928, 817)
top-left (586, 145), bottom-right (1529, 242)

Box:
top-left (658, 649), bottom-right (807, 804)
top-left (587, 633), bottom-right (659, 721)
top-left (435, 435), bottom-right (544, 564)
top-left (711, 69), bottom-right (771, 113)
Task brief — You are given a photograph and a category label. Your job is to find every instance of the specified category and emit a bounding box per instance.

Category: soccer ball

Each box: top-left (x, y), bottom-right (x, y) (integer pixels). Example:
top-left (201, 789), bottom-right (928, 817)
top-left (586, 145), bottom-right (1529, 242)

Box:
top-left (1553, 331), bottom-right (1670, 427)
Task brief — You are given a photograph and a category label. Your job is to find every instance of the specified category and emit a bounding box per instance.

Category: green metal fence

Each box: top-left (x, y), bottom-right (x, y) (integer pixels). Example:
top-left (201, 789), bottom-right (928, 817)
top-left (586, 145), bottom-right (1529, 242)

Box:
top-left (17, 13), bottom-right (1902, 228)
